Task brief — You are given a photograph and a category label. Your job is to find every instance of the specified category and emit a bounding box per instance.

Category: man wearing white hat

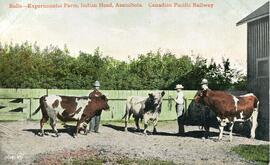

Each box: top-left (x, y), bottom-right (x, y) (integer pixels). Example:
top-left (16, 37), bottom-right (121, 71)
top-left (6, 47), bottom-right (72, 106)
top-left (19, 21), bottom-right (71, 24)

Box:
top-left (174, 84), bottom-right (185, 135)
top-left (89, 80), bottom-right (102, 133)
top-left (201, 78), bottom-right (209, 90)
top-left (199, 78), bottom-right (211, 138)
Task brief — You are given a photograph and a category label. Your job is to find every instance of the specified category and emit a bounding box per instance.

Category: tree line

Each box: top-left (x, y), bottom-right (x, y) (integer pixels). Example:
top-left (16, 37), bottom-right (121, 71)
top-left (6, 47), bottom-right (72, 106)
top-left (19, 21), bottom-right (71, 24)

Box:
top-left (0, 42), bottom-right (246, 90)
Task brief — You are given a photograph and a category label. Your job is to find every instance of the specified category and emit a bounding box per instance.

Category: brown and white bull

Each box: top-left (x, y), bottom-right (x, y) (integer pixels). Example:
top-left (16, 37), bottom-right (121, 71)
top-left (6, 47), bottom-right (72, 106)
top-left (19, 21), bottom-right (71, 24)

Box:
top-left (194, 89), bottom-right (259, 141)
top-left (32, 93), bottom-right (109, 137)
top-left (122, 91), bottom-right (165, 135)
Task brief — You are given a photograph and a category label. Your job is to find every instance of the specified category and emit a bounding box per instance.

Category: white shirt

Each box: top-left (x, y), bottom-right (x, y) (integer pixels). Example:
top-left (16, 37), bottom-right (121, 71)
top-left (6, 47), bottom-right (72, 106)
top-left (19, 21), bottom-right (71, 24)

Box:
top-left (201, 84), bottom-right (208, 90)
top-left (175, 91), bottom-right (184, 104)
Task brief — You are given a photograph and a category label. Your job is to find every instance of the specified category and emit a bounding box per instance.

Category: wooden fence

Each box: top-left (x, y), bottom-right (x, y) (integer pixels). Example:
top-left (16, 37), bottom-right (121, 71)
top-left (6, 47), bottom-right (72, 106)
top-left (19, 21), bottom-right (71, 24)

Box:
top-left (0, 88), bottom-right (198, 121)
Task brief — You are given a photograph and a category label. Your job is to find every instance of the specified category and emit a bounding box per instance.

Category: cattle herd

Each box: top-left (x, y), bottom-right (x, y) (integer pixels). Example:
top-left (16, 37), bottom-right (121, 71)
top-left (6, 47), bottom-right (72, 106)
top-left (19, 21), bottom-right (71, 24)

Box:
top-left (32, 89), bottom-right (259, 142)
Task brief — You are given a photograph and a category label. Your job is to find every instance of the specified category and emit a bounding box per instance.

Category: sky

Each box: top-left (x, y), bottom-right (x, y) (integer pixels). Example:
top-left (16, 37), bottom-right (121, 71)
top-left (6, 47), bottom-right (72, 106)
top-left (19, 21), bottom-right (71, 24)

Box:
top-left (0, 0), bottom-right (268, 72)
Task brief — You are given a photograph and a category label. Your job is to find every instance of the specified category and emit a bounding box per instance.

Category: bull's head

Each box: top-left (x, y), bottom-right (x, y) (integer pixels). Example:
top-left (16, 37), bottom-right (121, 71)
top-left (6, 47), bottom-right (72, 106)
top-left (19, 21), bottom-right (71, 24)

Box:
top-left (148, 91), bottom-right (165, 112)
top-left (92, 95), bottom-right (110, 111)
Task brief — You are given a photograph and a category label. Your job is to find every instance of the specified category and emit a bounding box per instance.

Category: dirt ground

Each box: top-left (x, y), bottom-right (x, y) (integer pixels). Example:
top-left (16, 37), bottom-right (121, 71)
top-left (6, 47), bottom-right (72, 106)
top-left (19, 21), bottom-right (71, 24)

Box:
top-left (0, 120), bottom-right (269, 165)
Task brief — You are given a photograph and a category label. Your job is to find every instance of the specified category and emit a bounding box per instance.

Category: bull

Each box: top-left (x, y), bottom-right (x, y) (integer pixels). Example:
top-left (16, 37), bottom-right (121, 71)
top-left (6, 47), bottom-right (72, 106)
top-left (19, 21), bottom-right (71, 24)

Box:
top-left (32, 93), bottom-right (109, 137)
top-left (194, 89), bottom-right (259, 141)
top-left (122, 91), bottom-right (165, 135)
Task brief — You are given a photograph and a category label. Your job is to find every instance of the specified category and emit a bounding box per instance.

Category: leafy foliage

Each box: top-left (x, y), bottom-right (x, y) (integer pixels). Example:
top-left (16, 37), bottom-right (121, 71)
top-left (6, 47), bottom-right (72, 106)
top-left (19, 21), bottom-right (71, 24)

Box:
top-left (0, 42), bottom-right (246, 90)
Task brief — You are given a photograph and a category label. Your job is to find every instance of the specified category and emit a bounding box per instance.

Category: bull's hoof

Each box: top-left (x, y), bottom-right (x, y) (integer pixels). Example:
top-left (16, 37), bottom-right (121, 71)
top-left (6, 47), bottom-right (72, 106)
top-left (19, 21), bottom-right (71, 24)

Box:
top-left (44, 132), bottom-right (49, 136)
top-left (203, 135), bottom-right (209, 139)
top-left (52, 134), bottom-right (59, 137)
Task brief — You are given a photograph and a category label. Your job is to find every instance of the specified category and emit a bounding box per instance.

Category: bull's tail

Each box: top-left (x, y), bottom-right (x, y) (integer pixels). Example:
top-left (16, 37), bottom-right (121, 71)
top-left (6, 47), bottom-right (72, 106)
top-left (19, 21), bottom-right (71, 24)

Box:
top-left (122, 112), bottom-right (127, 120)
top-left (122, 97), bottom-right (132, 120)
top-left (254, 99), bottom-right (259, 112)
top-left (250, 99), bottom-right (259, 138)
top-left (122, 104), bottom-right (129, 120)
top-left (32, 95), bottom-right (46, 116)
top-left (32, 105), bottom-right (41, 116)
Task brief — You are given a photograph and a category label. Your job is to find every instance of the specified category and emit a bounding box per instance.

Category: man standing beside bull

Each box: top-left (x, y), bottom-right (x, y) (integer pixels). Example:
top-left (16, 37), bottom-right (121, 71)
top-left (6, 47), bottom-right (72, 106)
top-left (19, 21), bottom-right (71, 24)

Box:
top-left (199, 78), bottom-right (211, 139)
top-left (201, 78), bottom-right (209, 90)
top-left (173, 84), bottom-right (185, 135)
top-left (88, 80), bottom-right (102, 133)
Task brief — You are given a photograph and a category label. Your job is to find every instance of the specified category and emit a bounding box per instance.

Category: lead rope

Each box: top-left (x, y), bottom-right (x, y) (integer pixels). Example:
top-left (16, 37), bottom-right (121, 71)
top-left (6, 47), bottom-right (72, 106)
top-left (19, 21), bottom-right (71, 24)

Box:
top-left (168, 96), bottom-right (172, 111)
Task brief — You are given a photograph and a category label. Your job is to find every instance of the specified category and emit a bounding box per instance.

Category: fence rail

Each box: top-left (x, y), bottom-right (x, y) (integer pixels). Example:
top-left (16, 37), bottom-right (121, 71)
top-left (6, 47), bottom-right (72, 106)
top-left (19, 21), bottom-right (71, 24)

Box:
top-left (0, 88), bottom-right (200, 121)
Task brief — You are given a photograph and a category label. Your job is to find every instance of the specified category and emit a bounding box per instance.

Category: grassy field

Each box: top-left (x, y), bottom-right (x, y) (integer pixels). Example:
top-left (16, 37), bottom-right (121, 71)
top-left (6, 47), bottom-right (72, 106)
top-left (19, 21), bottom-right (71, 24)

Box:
top-left (232, 144), bottom-right (269, 165)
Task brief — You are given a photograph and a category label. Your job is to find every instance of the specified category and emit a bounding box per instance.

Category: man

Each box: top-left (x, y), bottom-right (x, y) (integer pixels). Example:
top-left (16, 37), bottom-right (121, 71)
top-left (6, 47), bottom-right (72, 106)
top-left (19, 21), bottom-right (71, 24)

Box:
top-left (199, 78), bottom-right (211, 138)
top-left (88, 80), bottom-right (102, 133)
top-left (174, 84), bottom-right (185, 135)
top-left (201, 78), bottom-right (209, 90)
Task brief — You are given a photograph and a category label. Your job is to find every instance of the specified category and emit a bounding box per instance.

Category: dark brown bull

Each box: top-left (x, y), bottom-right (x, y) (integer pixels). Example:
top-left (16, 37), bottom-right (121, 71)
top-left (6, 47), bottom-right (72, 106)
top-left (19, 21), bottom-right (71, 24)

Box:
top-left (194, 89), bottom-right (259, 141)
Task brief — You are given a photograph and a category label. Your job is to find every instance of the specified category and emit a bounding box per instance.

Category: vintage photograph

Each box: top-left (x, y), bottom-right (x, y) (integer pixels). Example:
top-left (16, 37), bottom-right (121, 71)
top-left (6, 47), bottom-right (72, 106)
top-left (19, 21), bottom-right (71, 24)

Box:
top-left (0, 0), bottom-right (269, 164)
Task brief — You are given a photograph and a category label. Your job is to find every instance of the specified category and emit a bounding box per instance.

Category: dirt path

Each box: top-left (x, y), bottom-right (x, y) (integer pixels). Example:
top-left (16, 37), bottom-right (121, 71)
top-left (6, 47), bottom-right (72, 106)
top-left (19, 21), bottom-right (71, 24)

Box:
top-left (0, 121), bottom-right (268, 165)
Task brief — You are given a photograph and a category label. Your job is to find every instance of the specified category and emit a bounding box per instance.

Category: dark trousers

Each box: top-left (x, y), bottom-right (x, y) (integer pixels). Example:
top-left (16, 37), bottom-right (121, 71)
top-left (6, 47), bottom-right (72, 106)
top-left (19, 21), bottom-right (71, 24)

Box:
top-left (177, 116), bottom-right (185, 134)
top-left (89, 115), bottom-right (101, 132)
top-left (176, 104), bottom-right (185, 134)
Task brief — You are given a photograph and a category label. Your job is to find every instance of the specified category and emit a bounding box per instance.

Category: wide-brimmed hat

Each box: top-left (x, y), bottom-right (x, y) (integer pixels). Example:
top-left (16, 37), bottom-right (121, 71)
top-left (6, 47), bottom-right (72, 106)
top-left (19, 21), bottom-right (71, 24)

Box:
top-left (93, 80), bottom-right (100, 87)
top-left (200, 79), bottom-right (208, 85)
top-left (175, 84), bottom-right (184, 89)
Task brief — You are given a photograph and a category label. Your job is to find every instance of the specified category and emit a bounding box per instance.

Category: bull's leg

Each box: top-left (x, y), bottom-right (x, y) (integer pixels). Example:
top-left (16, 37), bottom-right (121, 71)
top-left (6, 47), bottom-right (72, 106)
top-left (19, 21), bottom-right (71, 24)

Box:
top-left (75, 115), bottom-right (87, 137)
top-left (250, 109), bottom-right (258, 139)
top-left (218, 125), bottom-right (224, 141)
top-left (217, 117), bottom-right (227, 141)
top-left (153, 118), bottom-right (158, 134)
top-left (75, 120), bottom-right (82, 137)
top-left (49, 118), bottom-right (59, 137)
top-left (124, 111), bottom-right (130, 132)
top-left (143, 115), bottom-right (149, 135)
top-left (124, 118), bottom-right (128, 132)
top-left (135, 117), bottom-right (140, 131)
top-left (218, 119), bottom-right (227, 141)
top-left (143, 123), bottom-right (148, 135)
top-left (83, 122), bottom-right (88, 135)
top-left (124, 104), bottom-right (131, 132)
top-left (40, 117), bottom-right (48, 136)
top-left (229, 122), bottom-right (234, 142)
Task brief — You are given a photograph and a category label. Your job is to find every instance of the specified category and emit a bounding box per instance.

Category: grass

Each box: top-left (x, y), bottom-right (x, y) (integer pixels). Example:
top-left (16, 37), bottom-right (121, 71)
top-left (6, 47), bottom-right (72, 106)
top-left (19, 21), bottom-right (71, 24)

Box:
top-left (65, 157), bottom-right (176, 165)
top-left (64, 157), bottom-right (104, 165)
top-left (116, 158), bottom-right (176, 165)
top-left (232, 144), bottom-right (269, 165)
